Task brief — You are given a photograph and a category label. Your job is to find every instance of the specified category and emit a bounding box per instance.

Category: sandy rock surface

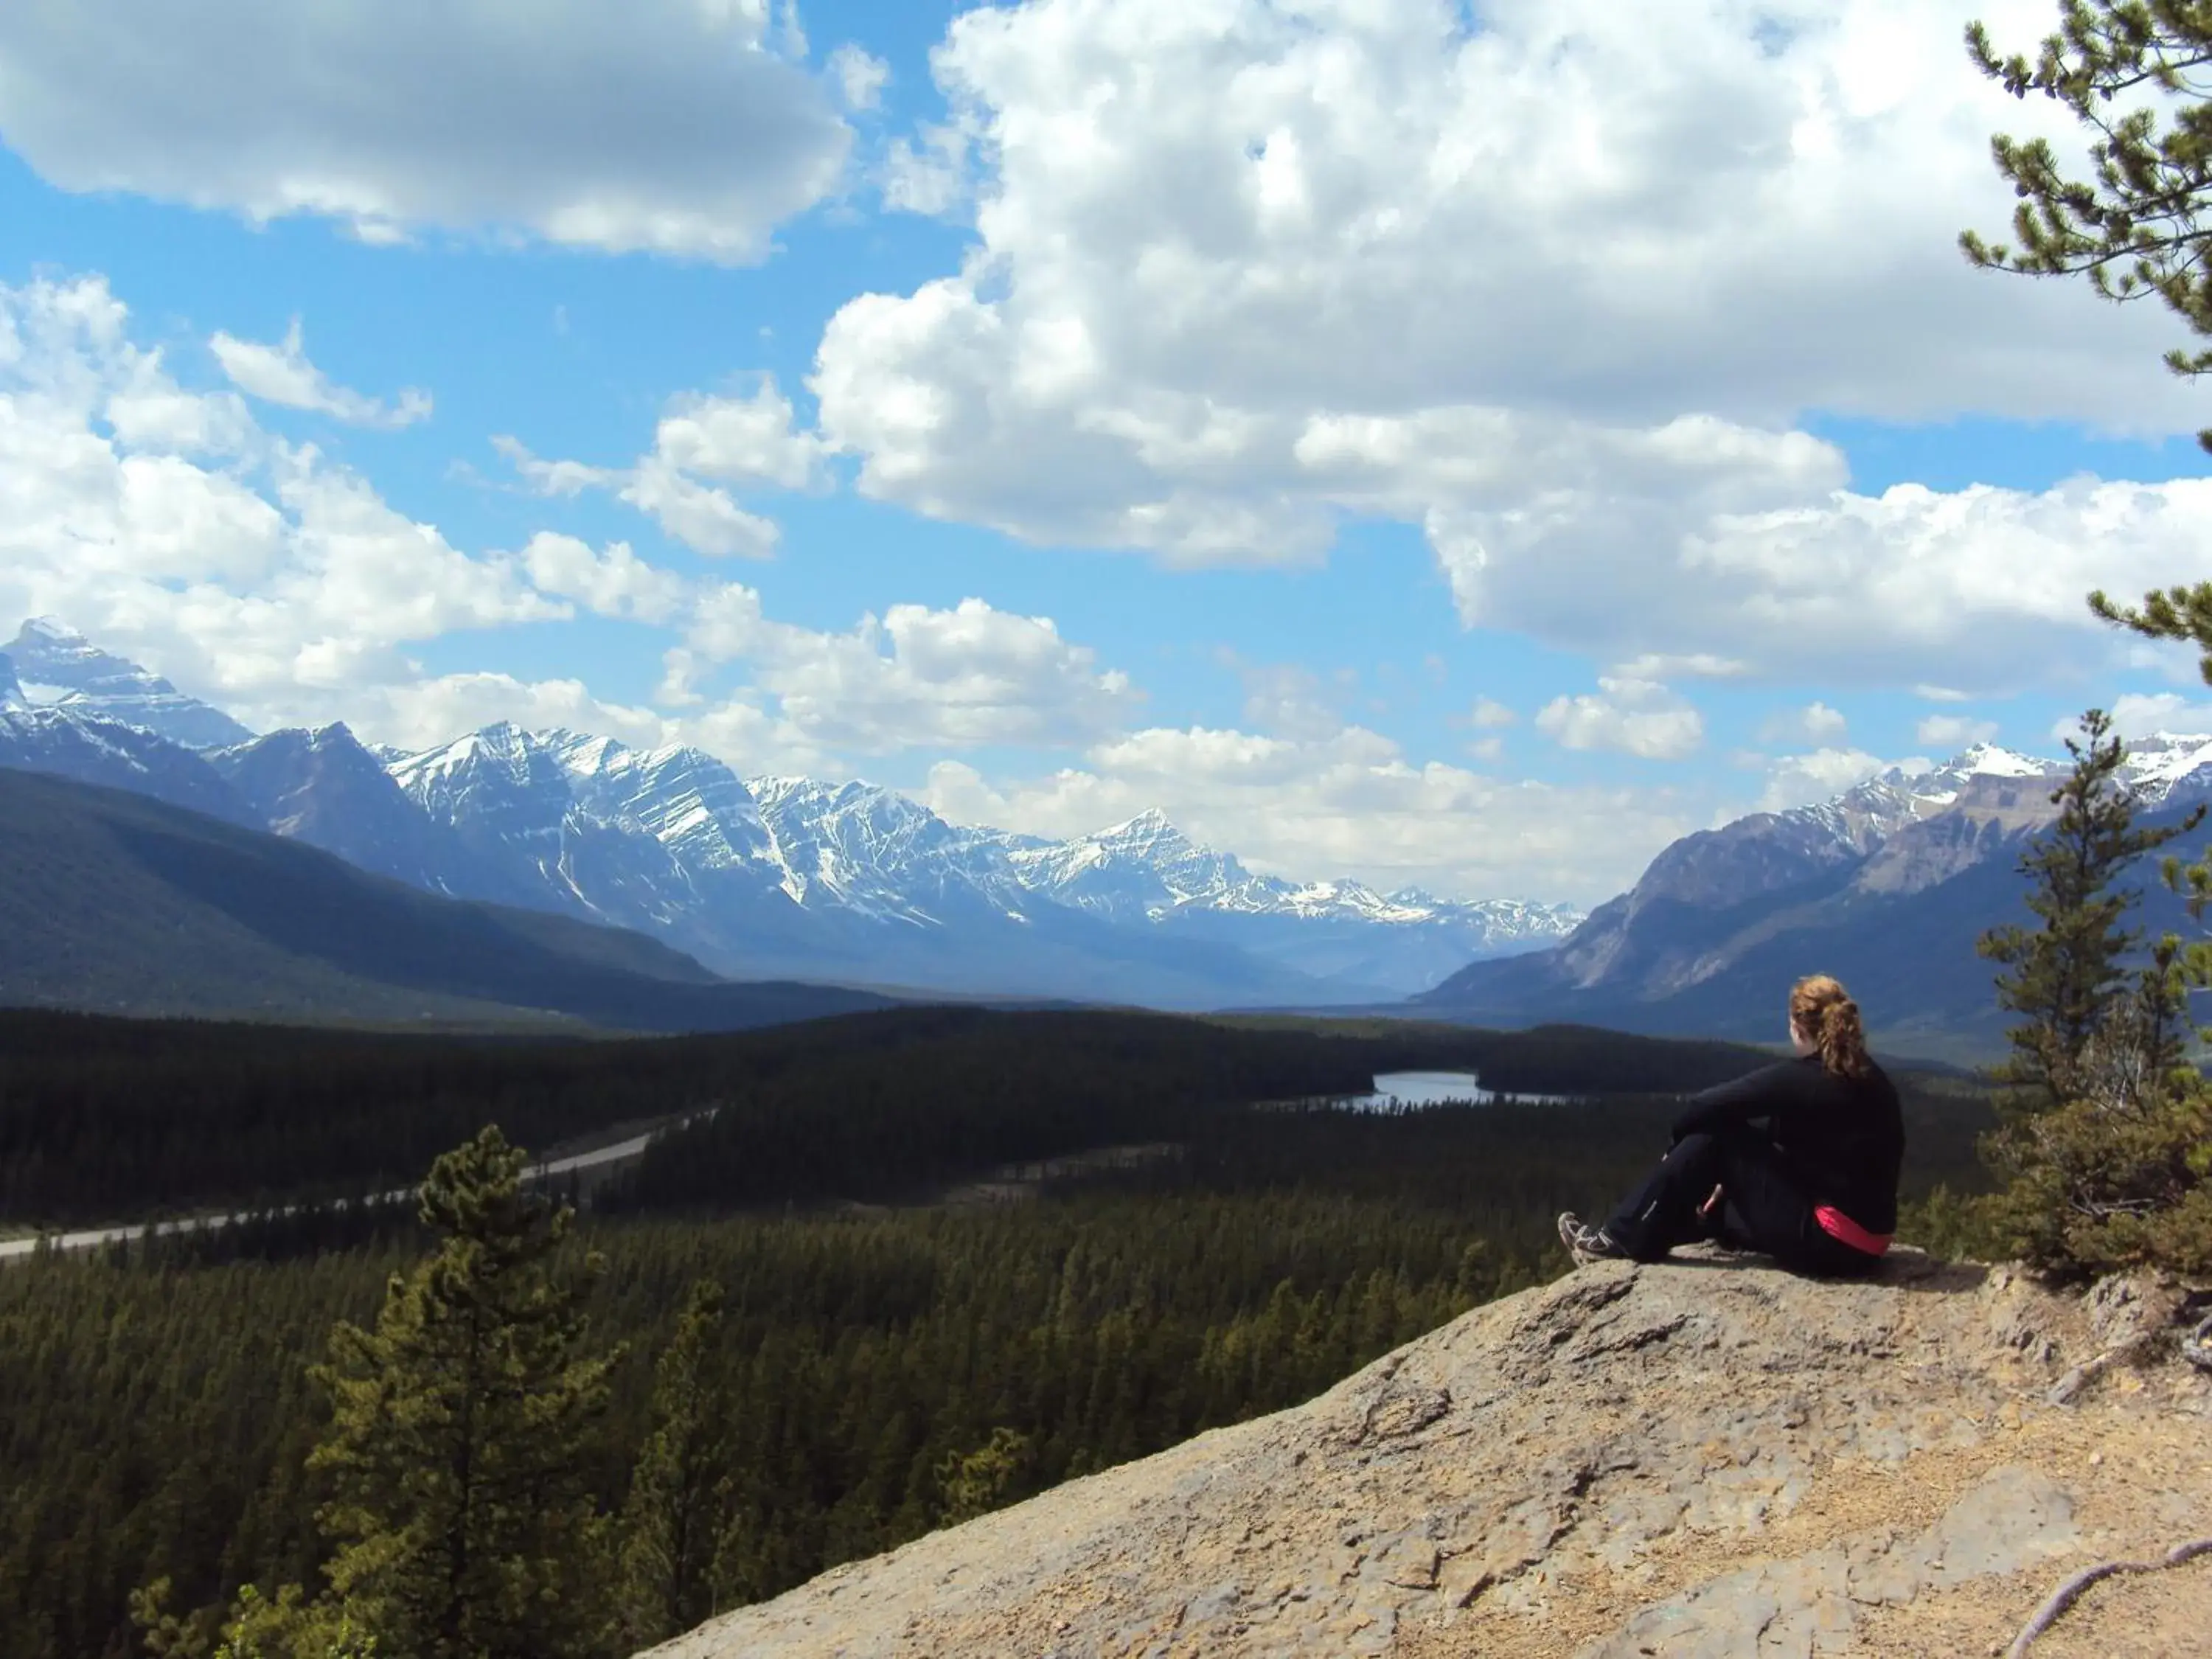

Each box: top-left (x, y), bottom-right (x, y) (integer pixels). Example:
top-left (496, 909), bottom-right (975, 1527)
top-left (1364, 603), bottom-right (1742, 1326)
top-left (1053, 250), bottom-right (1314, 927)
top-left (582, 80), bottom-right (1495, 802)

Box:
top-left (644, 1250), bottom-right (2212, 1658)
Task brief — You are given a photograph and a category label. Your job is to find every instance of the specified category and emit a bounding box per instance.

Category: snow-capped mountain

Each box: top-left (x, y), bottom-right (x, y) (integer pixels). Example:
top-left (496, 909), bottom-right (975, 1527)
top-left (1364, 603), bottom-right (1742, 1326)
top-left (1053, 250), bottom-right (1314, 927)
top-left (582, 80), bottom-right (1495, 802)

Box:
top-left (5, 619), bottom-right (254, 751)
top-left (751, 776), bottom-right (1037, 926)
top-left (553, 732), bottom-right (784, 880)
top-left (210, 724), bottom-right (477, 892)
top-left (384, 723), bottom-right (787, 948)
top-left (0, 702), bottom-right (257, 826)
top-left (998, 807), bottom-right (1286, 922)
top-left (389, 721), bottom-right (582, 849)
top-left (1840, 734), bottom-right (2212, 818)
top-left (0, 624), bottom-right (1867, 1009)
top-left (2118, 731), bottom-right (2212, 804)
top-left (995, 810), bottom-right (1582, 991)
top-left (18, 624), bottom-right (2212, 1037)
top-left (1903, 740), bottom-right (2057, 796)
top-left (394, 728), bottom-right (1354, 1002)
top-left (1420, 737), bottom-right (2212, 1054)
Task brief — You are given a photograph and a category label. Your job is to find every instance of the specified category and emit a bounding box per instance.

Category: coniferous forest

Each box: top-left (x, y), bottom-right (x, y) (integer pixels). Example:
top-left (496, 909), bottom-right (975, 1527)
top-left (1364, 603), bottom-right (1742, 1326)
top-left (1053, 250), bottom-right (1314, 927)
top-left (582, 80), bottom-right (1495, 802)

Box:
top-left (0, 1006), bottom-right (1996, 1659)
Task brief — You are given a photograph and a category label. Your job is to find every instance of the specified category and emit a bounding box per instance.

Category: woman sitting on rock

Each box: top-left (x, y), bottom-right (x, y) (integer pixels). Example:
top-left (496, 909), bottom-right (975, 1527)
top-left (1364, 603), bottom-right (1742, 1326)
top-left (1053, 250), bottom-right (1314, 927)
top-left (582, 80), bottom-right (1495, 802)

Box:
top-left (1556, 974), bottom-right (1903, 1276)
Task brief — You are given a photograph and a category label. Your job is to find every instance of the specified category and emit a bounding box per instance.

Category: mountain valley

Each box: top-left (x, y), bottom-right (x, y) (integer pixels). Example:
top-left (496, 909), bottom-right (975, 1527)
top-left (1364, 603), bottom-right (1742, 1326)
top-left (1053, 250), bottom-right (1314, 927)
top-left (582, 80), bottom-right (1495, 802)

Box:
top-left (10, 619), bottom-right (2212, 1052)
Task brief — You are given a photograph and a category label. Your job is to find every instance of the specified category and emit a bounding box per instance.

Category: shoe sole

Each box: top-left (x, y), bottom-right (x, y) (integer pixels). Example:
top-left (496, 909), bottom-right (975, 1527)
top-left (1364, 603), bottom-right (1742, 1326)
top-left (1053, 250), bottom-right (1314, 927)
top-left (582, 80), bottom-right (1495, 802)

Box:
top-left (1558, 1211), bottom-right (1623, 1267)
top-left (1557, 1211), bottom-right (1596, 1265)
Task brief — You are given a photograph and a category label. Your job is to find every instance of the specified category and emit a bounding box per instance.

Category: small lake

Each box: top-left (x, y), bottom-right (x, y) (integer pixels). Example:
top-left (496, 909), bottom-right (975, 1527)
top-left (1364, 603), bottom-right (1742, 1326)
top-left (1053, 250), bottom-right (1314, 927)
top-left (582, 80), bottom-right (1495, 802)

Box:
top-left (1340, 1071), bottom-right (1568, 1110)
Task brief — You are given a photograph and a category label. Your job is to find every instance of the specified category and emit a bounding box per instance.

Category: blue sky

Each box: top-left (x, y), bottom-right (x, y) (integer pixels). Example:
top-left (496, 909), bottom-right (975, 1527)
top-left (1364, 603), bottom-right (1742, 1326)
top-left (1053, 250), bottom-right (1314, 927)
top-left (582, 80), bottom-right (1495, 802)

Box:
top-left (4, 0), bottom-right (2211, 907)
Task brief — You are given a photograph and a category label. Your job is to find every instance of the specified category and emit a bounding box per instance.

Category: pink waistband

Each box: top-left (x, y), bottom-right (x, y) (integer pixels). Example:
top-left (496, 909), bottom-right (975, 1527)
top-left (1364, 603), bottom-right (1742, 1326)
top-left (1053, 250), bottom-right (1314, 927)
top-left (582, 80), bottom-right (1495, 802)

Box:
top-left (1815, 1205), bottom-right (1891, 1255)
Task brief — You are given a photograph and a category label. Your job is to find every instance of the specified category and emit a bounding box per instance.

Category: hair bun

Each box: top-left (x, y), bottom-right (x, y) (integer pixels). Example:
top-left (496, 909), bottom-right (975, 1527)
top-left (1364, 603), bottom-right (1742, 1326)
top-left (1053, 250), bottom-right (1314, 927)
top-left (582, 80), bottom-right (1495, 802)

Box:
top-left (1792, 975), bottom-right (1871, 1078)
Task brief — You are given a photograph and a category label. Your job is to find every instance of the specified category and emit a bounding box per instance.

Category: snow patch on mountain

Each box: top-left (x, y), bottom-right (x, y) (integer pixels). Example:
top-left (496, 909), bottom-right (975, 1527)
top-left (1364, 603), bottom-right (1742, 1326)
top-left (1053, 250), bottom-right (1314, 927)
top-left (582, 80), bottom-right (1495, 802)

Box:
top-left (992, 810), bottom-right (1577, 946)
top-left (4, 619), bottom-right (254, 751)
top-left (1422, 726), bottom-right (2212, 1037)
top-left (748, 776), bottom-right (1037, 925)
top-left (1857, 733), bottom-right (2212, 815)
top-left (1002, 809), bottom-right (1282, 922)
top-left (0, 703), bottom-right (257, 824)
top-left (1873, 742), bottom-right (2060, 812)
top-left (550, 731), bottom-right (784, 879)
top-left (389, 722), bottom-right (579, 838)
top-left (2119, 731), bottom-right (2212, 802)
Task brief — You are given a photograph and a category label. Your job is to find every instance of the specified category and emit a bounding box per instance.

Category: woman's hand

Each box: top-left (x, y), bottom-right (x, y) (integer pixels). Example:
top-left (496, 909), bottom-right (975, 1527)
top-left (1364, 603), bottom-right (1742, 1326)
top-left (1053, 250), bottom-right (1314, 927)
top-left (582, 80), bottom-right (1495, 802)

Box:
top-left (1697, 1184), bottom-right (1724, 1219)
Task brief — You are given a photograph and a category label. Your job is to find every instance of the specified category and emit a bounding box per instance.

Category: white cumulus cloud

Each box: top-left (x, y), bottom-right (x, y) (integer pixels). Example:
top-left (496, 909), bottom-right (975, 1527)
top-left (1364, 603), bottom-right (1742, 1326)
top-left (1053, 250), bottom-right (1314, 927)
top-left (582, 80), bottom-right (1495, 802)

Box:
top-left (519, 532), bottom-right (689, 623)
top-left (829, 44), bottom-right (891, 112)
top-left (210, 319), bottom-right (431, 428)
top-left (0, 0), bottom-right (854, 260)
top-left (2085, 693), bottom-right (2212, 740)
top-left (1231, 658), bottom-right (1347, 741)
top-left (621, 459), bottom-right (783, 560)
top-left (369, 673), bottom-right (672, 757)
top-left (498, 378), bottom-right (826, 557)
top-left (1753, 745), bottom-right (1899, 813)
top-left (0, 272), bottom-right (801, 754)
top-left (1759, 700), bottom-right (1849, 745)
top-left (1915, 712), bottom-right (2000, 748)
top-left (1535, 677), bottom-right (1704, 760)
top-left (925, 721), bottom-right (1701, 905)
top-left (653, 381), bottom-right (831, 489)
top-left (683, 588), bottom-right (1140, 751)
top-left (805, 0), bottom-right (2210, 693)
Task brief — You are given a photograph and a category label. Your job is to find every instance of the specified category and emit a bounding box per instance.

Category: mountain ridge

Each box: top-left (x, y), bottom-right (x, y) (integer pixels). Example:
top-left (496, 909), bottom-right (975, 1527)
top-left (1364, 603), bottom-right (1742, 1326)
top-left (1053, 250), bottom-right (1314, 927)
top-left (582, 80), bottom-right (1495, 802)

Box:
top-left (0, 765), bottom-right (896, 1031)
top-left (0, 624), bottom-right (1582, 1007)
top-left (16, 623), bottom-right (2212, 1033)
top-left (1416, 734), bottom-right (2212, 1056)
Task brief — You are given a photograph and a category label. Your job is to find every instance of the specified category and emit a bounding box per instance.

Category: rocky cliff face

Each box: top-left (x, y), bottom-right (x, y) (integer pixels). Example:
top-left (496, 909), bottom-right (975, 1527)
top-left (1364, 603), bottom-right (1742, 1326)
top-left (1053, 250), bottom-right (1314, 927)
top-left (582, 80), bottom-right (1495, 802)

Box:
top-left (645, 1252), bottom-right (2212, 1659)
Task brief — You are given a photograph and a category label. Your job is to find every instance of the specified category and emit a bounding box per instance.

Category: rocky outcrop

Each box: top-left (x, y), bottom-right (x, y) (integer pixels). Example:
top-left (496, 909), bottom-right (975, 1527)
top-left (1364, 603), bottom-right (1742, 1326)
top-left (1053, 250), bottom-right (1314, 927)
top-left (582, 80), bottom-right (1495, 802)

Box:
top-left (647, 1251), bottom-right (2212, 1659)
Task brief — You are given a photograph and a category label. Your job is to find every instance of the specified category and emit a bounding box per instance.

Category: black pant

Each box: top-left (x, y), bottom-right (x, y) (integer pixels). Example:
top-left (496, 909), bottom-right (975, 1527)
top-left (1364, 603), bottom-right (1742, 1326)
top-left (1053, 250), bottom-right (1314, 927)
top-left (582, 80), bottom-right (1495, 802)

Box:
top-left (1603, 1128), bottom-right (1879, 1276)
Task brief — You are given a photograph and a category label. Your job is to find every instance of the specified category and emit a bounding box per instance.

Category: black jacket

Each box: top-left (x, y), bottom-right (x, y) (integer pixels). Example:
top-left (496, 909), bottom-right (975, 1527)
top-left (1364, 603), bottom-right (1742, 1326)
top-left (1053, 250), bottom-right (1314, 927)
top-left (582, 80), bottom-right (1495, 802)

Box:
top-left (1672, 1054), bottom-right (1905, 1234)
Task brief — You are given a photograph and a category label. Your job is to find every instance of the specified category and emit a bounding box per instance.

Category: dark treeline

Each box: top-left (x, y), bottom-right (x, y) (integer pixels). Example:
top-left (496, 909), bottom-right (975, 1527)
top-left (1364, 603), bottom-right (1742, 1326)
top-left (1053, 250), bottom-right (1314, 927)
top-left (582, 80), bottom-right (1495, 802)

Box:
top-left (594, 1010), bottom-right (1377, 1213)
top-left (0, 1006), bottom-right (1784, 1225)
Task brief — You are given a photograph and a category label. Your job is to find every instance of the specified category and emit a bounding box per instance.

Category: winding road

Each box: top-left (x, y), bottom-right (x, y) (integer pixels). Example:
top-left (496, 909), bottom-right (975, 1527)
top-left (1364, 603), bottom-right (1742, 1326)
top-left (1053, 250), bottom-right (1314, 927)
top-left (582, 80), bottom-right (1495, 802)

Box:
top-left (0, 1116), bottom-right (699, 1262)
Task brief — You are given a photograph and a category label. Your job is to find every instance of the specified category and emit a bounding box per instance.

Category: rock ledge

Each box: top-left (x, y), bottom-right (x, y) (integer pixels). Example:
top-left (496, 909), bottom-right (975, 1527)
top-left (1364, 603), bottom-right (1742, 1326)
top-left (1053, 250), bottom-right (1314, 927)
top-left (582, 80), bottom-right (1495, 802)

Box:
top-left (646, 1251), bottom-right (2212, 1658)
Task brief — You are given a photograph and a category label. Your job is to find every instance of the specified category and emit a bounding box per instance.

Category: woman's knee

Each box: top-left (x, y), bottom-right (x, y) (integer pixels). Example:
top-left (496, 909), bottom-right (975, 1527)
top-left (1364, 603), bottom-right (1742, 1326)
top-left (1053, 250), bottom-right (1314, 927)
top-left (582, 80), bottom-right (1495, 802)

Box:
top-left (1667, 1131), bottom-right (1722, 1171)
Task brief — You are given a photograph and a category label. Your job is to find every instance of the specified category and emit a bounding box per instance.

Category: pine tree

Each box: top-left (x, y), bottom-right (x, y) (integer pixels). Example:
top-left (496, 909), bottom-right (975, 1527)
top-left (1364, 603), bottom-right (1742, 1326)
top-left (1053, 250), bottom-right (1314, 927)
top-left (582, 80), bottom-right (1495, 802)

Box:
top-left (1976, 709), bottom-right (2200, 1111)
top-left (307, 1124), bottom-right (622, 1659)
top-left (1977, 710), bottom-right (2212, 1273)
top-left (933, 1427), bottom-right (1032, 1525)
top-left (211, 1586), bottom-right (380, 1659)
top-left (1963, 3), bottom-right (2212, 672)
top-left (616, 1279), bottom-right (735, 1649)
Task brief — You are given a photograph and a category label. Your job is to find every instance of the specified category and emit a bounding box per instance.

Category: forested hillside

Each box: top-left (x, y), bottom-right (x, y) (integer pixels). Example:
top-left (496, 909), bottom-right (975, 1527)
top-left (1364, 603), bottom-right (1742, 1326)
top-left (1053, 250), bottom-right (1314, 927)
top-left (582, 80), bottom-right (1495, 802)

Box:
top-left (0, 767), bottom-right (893, 1032)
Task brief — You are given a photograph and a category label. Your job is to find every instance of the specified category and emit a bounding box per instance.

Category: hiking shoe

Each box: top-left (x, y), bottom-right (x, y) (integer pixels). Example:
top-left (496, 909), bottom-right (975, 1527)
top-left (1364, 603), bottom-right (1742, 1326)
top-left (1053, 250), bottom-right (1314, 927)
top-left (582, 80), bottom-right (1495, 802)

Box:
top-left (1557, 1211), bottom-right (1630, 1266)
